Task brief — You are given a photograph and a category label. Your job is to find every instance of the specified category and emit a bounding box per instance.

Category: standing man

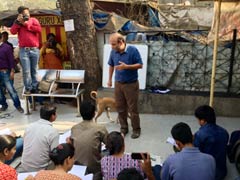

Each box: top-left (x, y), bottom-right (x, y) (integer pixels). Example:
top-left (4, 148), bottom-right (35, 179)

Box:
top-left (10, 6), bottom-right (41, 94)
top-left (0, 32), bottom-right (24, 113)
top-left (2, 31), bottom-right (21, 73)
top-left (193, 105), bottom-right (229, 180)
top-left (1, 31), bottom-right (14, 94)
top-left (107, 32), bottom-right (142, 139)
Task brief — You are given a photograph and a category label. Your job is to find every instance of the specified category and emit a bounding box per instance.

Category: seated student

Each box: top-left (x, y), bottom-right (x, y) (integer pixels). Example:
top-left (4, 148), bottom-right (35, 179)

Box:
top-left (0, 129), bottom-right (23, 165)
top-left (194, 105), bottom-right (229, 180)
top-left (26, 143), bottom-right (81, 180)
top-left (161, 122), bottom-right (216, 180)
top-left (0, 135), bottom-right (17, 180)
top-left (5, 133), bottom-right (23, 165)
top-left (101, 131), bottom-right (144, 180)
top-left (68, 101), bottom-right (108, 180)
top-left (18, 104), bottom-right (59, 172)
top-left (117, 168), bottom-right (144, 180)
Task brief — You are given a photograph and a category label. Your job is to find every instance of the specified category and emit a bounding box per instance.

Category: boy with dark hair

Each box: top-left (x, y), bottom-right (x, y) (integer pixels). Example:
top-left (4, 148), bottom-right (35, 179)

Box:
top-left (195, 105), bottom-right (216, 124)
top-left (161, 122), bottom-right (216, 180)
top-left (171, 122), bottom-right (193, 144)
top-left (40, 104), bottom-right (56, 120)
top-left (19, 104), bottom-right (59, 172)
top-left (117, 168), bottom-right (144, 180)
top-left (80, 101), bottom-right (96, 120)
top-left (69, 101), bottom-right (108, 180)
top-left (194, 105), bottom-right (229, 180)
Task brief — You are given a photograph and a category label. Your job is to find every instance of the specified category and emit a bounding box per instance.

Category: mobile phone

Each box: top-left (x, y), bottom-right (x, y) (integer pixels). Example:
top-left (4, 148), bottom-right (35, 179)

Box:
top-left (131, 152), bottom-right (147, 160)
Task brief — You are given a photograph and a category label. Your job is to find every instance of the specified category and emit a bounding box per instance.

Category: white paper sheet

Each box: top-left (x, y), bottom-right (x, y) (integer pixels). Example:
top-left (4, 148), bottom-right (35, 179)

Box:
top-left (18, 165), bottom-right (87, 180)
top-left (18, 172), bottom-right (37, 180)
top-left (0, 128), bottom-right (12, 135)
top-left (64, 19), bottom-right (75, 32)
top-left (59, 130), bottom-right (71, 144)
top-left (82, 174), bottom-right (93, 180)
top-left (69, 165), bottom-right (87, 177)
top-left (166, 137), bottom-right (177, 146)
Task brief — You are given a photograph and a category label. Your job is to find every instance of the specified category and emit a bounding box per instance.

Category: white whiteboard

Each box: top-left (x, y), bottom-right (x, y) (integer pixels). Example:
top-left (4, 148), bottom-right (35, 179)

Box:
top-left (102, 44), bottom-right (148, 90)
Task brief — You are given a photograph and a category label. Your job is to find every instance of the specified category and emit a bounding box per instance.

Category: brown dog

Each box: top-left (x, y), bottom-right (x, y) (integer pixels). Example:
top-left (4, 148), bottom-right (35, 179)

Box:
top-left (90, 91), bottom-right (117, 123)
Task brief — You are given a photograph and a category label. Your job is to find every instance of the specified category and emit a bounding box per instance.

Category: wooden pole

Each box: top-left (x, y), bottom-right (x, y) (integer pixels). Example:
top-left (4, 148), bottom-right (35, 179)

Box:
top-left (209, 0), bottom-right (222, 107)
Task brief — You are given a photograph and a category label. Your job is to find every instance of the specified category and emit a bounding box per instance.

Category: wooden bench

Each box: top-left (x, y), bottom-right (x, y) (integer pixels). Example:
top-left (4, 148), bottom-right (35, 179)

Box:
top-left (22, 69), bottom-right (85, 116)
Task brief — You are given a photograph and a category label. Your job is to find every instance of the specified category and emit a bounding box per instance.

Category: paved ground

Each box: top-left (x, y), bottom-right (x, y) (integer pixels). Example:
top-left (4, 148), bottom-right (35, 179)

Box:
top-left (0, 101), bottom-right (239, 179)
top-left (0, 71), bottom-right (239, 179)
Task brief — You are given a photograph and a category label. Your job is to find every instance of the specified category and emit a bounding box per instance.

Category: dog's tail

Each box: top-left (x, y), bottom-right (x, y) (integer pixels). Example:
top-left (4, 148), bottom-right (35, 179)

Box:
top-left (90, 91), bottom-right (97, 101)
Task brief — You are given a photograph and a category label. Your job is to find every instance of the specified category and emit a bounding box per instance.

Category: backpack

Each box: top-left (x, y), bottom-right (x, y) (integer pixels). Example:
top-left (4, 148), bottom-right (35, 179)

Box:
top-left (227, 130), bottom-right (240, 173)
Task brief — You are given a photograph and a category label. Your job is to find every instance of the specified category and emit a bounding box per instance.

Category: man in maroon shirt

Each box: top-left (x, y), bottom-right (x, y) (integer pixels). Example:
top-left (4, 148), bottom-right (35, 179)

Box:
top-left (0, 32), bottom-right (24, 113)
top-left (10, 6), bottom-right (42, 94)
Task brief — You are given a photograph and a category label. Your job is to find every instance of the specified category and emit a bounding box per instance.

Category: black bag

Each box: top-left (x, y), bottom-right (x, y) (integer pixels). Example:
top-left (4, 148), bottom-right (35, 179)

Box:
top-left (38, 80), bottom-right (57, 93)
top-left (227, 130), bottom-right (240, 163)
top-left (38, 70), bottom-right (58, 93)
top-left (236, 145), bottom-right (240, 173)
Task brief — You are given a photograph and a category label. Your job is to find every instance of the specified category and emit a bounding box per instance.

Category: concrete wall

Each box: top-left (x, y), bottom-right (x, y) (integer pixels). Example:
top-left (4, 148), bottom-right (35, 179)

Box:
top-left (96, 29), bottom-right (240, 117)
top-left (97, 34), bottom-right (240, 94)
top-left (98, 88), bottom-right (240, 117)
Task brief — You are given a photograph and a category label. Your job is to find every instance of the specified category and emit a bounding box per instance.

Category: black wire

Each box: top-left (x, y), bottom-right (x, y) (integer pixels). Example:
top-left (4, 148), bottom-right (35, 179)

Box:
top-left (0, 109), bottom-right (16, 119)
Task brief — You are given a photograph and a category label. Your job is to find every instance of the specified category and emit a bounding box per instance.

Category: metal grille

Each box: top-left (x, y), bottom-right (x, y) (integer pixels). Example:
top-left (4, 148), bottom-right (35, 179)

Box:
top-left (147, 39), bottom-right (240, 94)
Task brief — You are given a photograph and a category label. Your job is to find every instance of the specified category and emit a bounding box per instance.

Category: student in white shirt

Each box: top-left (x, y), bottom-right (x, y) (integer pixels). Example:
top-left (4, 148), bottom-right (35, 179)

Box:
top-left (18, 104), bottom-right (59, 172)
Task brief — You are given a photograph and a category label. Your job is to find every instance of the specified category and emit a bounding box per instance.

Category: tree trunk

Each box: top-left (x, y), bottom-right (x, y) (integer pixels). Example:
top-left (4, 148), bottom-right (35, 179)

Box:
top-left (59, 0), bottom-right (102, 100)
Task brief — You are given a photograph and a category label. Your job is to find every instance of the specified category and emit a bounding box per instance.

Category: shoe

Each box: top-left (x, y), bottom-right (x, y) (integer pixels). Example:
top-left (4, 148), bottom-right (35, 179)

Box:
top-left (0, 106), bottom-right (8, 112)
top-left (24, 90), bottom-right (31, 95)
top-left (131, 131), bottom-right (141, 139)
top-left (120, 129), bottom-right (129, 136)
top-left (17, 107), bottom-right (24, 113)
top-left (31, 89), bottom-right (39, 94)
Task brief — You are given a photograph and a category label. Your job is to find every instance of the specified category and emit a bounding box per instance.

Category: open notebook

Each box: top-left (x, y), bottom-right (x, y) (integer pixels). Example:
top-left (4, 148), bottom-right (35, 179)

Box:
top-left (59, 130), bottom-right (71, 144)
